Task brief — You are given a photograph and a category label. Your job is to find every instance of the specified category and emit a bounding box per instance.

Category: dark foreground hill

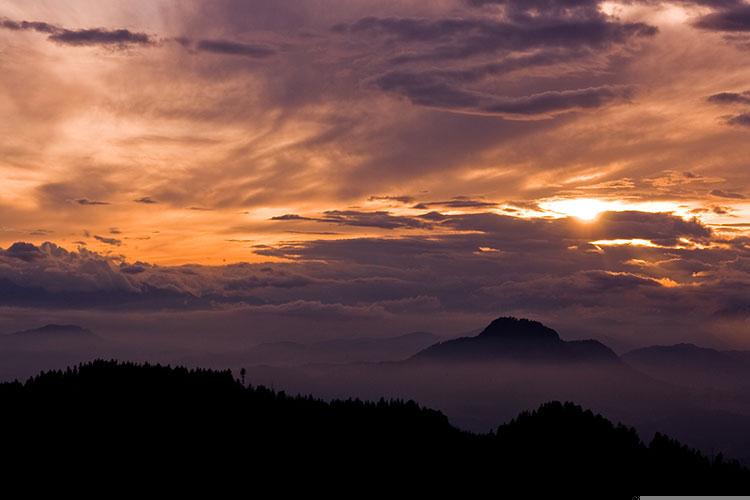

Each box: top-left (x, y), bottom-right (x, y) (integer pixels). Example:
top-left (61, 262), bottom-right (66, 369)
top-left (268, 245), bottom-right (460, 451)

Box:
top-left (0, 360), bottom-right (747, 494)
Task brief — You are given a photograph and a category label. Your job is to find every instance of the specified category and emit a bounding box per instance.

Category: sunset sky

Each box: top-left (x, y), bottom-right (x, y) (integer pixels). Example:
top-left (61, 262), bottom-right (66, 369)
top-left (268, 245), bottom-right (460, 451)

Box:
top-left (1, 0), bottom-right (749, 348)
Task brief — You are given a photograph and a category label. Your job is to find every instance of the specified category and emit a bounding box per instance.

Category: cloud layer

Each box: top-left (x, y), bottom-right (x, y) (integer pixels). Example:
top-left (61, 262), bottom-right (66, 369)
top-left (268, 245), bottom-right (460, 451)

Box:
top-left (0, 0), bottom-right (749, 347)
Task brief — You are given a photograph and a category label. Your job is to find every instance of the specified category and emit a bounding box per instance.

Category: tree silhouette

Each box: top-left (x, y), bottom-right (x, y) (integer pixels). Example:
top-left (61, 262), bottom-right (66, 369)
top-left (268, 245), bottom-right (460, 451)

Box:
top-left (0, 360), bottom-right (746, 495)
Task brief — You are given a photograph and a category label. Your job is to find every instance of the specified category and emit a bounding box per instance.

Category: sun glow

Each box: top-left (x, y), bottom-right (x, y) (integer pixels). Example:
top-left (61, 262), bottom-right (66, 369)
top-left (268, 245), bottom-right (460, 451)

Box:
top-left (541, 198), bottom-right (618, 221)
top-left (538, 197), bottom-right (694, 222)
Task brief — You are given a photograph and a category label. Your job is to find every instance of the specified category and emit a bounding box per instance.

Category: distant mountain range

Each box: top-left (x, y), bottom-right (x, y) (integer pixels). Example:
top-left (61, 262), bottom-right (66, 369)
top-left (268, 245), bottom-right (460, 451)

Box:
top-left (0, 324), bottom-right (104, 381)
top-left (412, 317), bottom-right (619, 364)
top-left (623, 343), bottom-right (750, 392)
top-left (179, 331), bottom-right (439, 367)
top-left (9, 323), bottom-right (97, 339)
top-left (1, 323), bottom-right (100, 349)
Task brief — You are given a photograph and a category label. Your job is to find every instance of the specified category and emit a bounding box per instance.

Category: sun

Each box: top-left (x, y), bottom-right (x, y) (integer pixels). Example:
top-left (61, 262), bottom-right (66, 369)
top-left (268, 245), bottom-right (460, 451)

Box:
top-left (541, 198), bottom-right (612, 221)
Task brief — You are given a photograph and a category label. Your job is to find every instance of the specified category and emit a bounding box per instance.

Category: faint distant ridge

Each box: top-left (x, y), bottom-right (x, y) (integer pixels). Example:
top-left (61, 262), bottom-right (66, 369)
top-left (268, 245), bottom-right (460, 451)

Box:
top-left (623, 342), bottom-right (750, 391)
top-left (412, 316), bottom-right (619, 363)
top-left (2, 324), bottom-right (101, 352)
top-left (186, 330), bottom-right (440, 367)
top-left (10, 324), bottom-right (96, 338)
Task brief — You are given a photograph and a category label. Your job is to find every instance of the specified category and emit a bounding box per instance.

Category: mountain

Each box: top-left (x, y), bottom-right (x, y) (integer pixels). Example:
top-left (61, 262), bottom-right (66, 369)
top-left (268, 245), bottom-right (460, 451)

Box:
top-left (0, 359), bottom-right (747, 493)
top-left (623, 343), bottom-right (750, 392)
top-left (178, 331), bottom-right (439, 368)
top-left (411, 317), bottom-right (619, 363)
top-left (9, 324), bottom-right (97, 339)
top-left (0, 324), bottom-right (104, 381)
top-left (2, 323), bottom-right (101, 349)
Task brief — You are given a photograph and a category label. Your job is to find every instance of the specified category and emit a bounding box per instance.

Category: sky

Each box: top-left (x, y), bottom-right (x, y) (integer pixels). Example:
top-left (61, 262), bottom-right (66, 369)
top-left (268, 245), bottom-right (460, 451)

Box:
top-left (0, 0), bottom-right (749, 349)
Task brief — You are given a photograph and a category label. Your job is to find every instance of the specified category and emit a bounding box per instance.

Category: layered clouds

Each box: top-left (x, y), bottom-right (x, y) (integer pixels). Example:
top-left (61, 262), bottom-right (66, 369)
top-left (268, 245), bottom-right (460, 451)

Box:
top-left (0, 0), bottom-right (749, 346)
top-left (1, 208), bottom-right (748, 349)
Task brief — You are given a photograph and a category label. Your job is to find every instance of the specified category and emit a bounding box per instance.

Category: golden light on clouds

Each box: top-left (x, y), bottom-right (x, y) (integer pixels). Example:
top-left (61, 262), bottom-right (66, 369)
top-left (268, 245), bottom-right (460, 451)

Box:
top-left (0, 0), bottom-right (749, 357)
top-left (541, 198), bottom-right (615, 221)
top-left (0, 0), bottom-right (747, 269)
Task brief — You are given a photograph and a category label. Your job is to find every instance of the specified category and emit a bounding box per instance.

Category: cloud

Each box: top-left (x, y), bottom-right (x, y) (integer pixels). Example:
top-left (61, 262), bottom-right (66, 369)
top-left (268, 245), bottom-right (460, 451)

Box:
top-left (195, 39), bottom-right (276, 58)
top-left (271, 214), bottom-right (313, 221)
top-left (330, 5), bottom-right (654, 119)
top-left (0, 19), bottom-right (57, 33)
top-left (376, 77), bottom-right (635, 117)
top-left (49, 28), bottom-right (152, 47)
top-left (76, 199), bottom-right (110, 206)
top-left (711, 189), bottom-right (746, 199)
top-left (1, 242), bottom-right (44, 261)
top-left (94, 235), bottom-right (122, 246)
top-left (368, 195), bottom-right (416, 204)
top-left (335, 13), bottom-right (656, 56)
top-left (1, 0), bottom-right (750, 348)
top-left (707, 91), bottom-right (750, 105)
top-left (727, 113), bottom-right (750, 127)
top-left (133, 197), bottom-right (158, 204)
top-left (412, 197), bottom-right (499, 209)
top-left (0, 204), bottom-right (747, 347)
top-left (272, 210), bottom-right (432, 229)
top-left (694, 4), bottom-right (750, 32)
top-left (1, 18), bottom-right (153, 47)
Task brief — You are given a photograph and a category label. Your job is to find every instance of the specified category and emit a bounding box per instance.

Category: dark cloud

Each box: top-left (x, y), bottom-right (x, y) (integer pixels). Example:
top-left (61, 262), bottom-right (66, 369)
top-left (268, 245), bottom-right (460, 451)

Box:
top-left (711, 189), bottom-right (746, 199)
top-left (271, 214), bottom-right (313, 221)
top-left (368, 195), bottom-right (416, 204)
top-left (48, 28), bottom-right (152, 47)
top-left (694, 4), bottom-right (750, 32)
top-left (320, 210), bottom-right (432, 229)
top-left (727, 113), bottom-right (750, 127)
top-left (94, 235), bottom-right (122, 246)
top-left (465, 0), bottom-right (599, 8)
top-left (133, 197), bottom-right (158, 204)
top-left (330, 3), bottom-right (655, 119)
top-left (0, 19), bottom-right (57, 33)
top-left (707, 91), bottom-right (750, 105)
top-left (336, 14), bottom-right (655, 56)
top-left (273, 210), bottom-right (432, 229)
top-left (412, 197), bottom-right (499, 210)
top-left (1, 18), bottom-right (153, 47)
top-left (375, 72), bottom-right (635, 117)
top-left (195, 39), bottom-right (276, 58)
top-left (1, 242), bottom-right (43, 261)
top-left (119, 263), bottom-right (148, 274)
top-left (76, 198), bottom-right (110, 206)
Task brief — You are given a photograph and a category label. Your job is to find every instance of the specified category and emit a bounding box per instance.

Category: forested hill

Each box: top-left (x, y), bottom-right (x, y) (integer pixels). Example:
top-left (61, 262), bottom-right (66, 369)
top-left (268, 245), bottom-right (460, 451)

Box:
top-left (1, 360), bottom-right (747, 494)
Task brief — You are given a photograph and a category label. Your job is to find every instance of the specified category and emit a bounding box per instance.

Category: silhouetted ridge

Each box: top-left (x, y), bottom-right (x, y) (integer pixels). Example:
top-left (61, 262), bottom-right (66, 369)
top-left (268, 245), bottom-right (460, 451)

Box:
top-left (478, 317), bottom-right (559, 341)
top-left (10, 324), bottom-right (95, 337)
top-left (0, 360), bottom-right (746, 494)
top-left (412, 316), bottom-right (619, 363)
top-left (622, 342), bottom-right (750, 392)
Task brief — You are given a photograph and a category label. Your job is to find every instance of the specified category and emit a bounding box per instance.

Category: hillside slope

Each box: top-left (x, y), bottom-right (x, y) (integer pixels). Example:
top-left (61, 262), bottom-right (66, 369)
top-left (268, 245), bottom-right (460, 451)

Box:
top-left (0, 360), bottom-right (747, 494)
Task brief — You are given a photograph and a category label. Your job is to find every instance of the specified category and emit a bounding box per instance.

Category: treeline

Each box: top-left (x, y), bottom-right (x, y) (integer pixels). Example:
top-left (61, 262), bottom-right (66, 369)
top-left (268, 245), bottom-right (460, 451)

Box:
top-left (0, 360), bottom-right (746, 494)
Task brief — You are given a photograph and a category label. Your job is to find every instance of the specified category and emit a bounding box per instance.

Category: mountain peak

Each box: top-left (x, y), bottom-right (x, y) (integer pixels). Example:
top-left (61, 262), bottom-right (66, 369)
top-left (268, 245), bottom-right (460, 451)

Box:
top-left (411, 316), bottom-right (619, 364)
top-left (478, 317), bottom-right (560, 342)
